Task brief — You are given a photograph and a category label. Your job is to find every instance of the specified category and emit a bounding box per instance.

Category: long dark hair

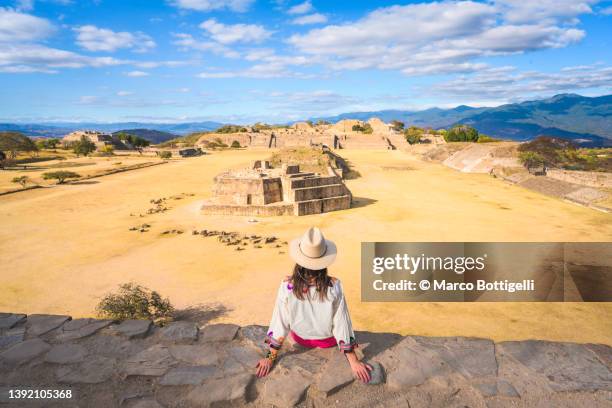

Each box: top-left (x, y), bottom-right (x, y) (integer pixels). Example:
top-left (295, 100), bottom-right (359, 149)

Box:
top-left (291, 264), bottom-right (332, 301)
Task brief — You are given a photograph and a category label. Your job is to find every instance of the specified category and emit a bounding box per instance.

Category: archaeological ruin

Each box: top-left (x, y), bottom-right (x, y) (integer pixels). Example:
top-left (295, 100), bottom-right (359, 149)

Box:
top-left (201, 160), bottom-right (352, 216)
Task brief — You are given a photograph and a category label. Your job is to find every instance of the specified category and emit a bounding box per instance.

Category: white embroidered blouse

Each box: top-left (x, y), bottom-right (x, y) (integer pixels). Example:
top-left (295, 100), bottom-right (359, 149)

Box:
top-left (266, 278), bottom-right (356, 351)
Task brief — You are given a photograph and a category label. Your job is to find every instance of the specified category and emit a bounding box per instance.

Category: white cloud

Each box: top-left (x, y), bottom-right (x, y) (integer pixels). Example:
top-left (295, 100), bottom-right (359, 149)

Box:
top-left (117, 90), bottom-right (133, 96)
top-left (495, 0), bottom-right (596, 24)
top-left (74, 25), bottom-right (156, 52)
top-left (288, 1), bottom-right (591, 76)
top-left (125, 70), bottom-right (149, 77)
top-left (0, 43), bottom-right (123, 70)
top-left (170, 0), bottom-right (254, 12)
top-left (172, 33), bottom-right (240, 58)
top-left (430, 65), bottom-right (612, 100)
top-left (600, 5), bottom-right (612, 15)
top-left (199, 19), bottom-right (271, 44)
top-left (292, 13), bottom-right (327, 25)
top-left (287, 1), bottom-right (313, 15)
top-left (198, 62), bottom-right (312, 79)
top-left (0, 7), bottom-right (54, 42)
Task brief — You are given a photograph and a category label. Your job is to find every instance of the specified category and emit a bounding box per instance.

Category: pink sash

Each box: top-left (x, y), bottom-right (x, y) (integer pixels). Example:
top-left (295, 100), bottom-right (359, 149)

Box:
top-left (290, 330), bottom-right (337, 348)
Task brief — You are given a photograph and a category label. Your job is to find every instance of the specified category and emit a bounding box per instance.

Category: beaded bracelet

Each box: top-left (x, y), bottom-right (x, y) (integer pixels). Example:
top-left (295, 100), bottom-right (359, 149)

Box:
top-left (265, 350), bottom-right (277, 362)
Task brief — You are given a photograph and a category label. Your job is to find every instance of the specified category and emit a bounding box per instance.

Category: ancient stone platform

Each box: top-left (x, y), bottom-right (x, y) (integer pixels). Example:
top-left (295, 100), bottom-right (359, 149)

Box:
top-left (1, 313), bottom-right (610, 407)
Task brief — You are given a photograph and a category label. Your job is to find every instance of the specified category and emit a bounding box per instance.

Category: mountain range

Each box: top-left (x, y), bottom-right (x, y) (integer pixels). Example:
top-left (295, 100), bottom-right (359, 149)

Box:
top-left (312, 94), bottom-right (612, 147)
top-left (1, 94), bottom-right (610, 146)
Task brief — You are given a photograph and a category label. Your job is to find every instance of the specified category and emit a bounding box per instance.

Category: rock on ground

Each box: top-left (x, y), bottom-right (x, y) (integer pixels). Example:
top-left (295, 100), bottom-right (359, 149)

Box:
top-left (123, 345), bottom-right (177, 377)
top-left (186, 373), bottom-right (253, 407)
top-left (25, 314), bottom-right (71, 337)
top-left (159, 322), bottom-right (198, 343)
top-left (0, 313), bottom-right (26, 330)
top-left (56, 355), bottom-right (116, 384)
top-left (264, 368), bottom-right (311, 407)
top-left (0, 338), bottom-right (51, 365)
top-left (114, 319), bottom-right (152, 339)
top-left (45, 343), bottom-right (88, 364)
top-left (199, 323), bottom-right (239, 342)
top-left (159, 365), bottom-right (219, 386)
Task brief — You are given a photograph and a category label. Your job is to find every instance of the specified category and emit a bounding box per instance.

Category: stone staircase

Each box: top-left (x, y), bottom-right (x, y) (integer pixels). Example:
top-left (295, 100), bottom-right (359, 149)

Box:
top-left (283, 173), bottom-right (352, 215)
top-left (386, 133), bottom-right (410, 150)
top-left (337, 135), bottom-right (391, 150)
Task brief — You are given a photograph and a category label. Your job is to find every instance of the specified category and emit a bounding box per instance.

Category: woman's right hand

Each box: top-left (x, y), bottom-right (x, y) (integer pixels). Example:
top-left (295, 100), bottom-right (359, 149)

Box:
top-left (349, 360), bottom-right (372, 383)
top-left (256, 358), bottom-right (273, 377)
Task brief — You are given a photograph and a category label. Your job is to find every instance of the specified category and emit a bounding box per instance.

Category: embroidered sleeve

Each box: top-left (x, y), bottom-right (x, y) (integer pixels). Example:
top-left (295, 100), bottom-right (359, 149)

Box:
top-left (331, 279), bottom-right (357, 353)
top-left (265, 280), bottom-right (291, 350)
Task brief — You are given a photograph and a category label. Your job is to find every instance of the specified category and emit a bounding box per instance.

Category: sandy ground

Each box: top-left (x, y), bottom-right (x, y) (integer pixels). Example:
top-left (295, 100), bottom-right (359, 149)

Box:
top-left (1, 149), bottom-right (610, 345)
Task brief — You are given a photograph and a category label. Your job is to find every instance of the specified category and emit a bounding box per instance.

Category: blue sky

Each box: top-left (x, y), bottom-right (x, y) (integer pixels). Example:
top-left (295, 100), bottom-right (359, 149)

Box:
top-left (0, 0), bottom-right (611, 123)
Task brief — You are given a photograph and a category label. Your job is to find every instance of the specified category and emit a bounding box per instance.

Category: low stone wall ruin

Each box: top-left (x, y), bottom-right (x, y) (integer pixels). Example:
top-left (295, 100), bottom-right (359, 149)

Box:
top-left (1, 313), bottom-right (610, 407)
top-left (546, 169), bottom-right (612, 189)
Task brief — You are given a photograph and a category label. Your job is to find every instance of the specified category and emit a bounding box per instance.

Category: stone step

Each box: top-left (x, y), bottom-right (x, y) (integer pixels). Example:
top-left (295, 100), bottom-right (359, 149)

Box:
top-left (289, 175), bottom-right (341, 189)
top-left (292, 184), bottom-right (348, 202)
top-left (294, 195), bottom-right (351, 215)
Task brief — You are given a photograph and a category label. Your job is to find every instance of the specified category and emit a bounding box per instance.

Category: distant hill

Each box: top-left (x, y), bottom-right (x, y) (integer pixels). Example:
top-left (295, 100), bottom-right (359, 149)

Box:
top-left (0, 121), bottom-right (224, 138)
top-left (112, 129), bottom-right (177, 144)
top-left (312, 94), bottom-right (612, 147)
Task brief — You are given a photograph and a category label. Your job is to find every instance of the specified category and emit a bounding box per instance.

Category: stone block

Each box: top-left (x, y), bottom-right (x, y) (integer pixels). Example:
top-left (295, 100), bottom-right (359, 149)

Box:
top-left (159, 365), bottom-right (219, 386)
top-left (45, 343), bottom-right (87, 364)
top-left (55, 319), bottom-right (113, 341)
top-left (186, 374), bottom-right (253, 407)
top-left (0, 326), bottom-right (25, 349)
top-left (199, 323), bottom-right (239, 342)
top-left (26, 314), bottom-right (71, 337)
top-left (0, 313), bottom-right (26, 330)
top-left (56, 355), bottom-right (115, 384)
top-left (124, 345), bottom-right (177, 377)
top-left (264, 369), bottom-right (311, 407)
top-left (159, 322), bottom-right (198, 343)
top-left (0, 338), bottom-right (51, 365)
top-left (168, 344), bottom-right (220, 366)
top-left (115, 319), bottom-right (152, 339)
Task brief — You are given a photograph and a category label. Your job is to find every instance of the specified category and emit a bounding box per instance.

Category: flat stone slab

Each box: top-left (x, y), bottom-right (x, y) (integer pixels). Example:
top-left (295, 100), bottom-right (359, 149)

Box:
top-left (168, 344), bottom-right (220, 366)
top-left (498, 340), bottom-right (612, 392)
top-left (239, 325), bottom-right (267, 351)
top-left (131, 399), bottom-right (164, 408)
top-left (26, 314), bottom-right (71, 337)
top-left (186, 373), bottom-right (253, 407)
top-left (56, 355), bottom-right (115, 384)
top-left (45, 343), bottom-right (88, 364)
top-left (368, 361), bottom-right (385, 385)
top-left (114, 319), bottom-right (152, 339)
top-left (472, 379), bottom-right (519, 398)
top-left (0, 326), bottom-right (25, 349)
top-left (0, 338), bottom-right (51, 365)
top-left (316, 350), bottom-right (354, 395)
top-left (159, 365), bottom-right (219, 385)
top-left (221, 345), bottom-right (262, 376)
top-left (264, 369), bottom-right (311, 407)
top-left (159, 322), bottom-right (198, 343)
top-left (124, 345), bottom-right (177, 377)
top-left (199, 323), bottom-right (239, 342)
top-left (55, 318), bottom-right (113, 341)
top-left (0, 313), bottom-right (26, 329)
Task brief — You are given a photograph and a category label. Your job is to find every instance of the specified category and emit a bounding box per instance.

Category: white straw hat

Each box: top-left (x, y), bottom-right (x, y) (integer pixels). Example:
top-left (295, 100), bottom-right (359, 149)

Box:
top-left (289, 227), bottom-right (337, 270)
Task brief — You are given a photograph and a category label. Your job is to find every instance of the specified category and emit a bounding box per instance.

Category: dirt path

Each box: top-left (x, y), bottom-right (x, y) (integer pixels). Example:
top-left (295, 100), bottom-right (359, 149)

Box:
top-left (1, 149), bottom-right (610, 345)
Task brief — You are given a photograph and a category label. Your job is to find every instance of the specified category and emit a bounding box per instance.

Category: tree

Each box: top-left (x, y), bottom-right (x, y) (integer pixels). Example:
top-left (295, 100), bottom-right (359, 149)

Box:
top-left (116, 132), bottom-right (150, 148)
top-left (444, 125), bottom-right (479, 142)
top-left (517, 136), bottom-right (575, 167)
top-left (231, 140), bottom-right (241, 148)
top-left (73, 136), bottom-right (96, 157)
top-left (0, 131), bottom-right (38, 159)
top-left (159, 150), bottom-right (172, 159)
top-left (518, 151), bottom-right (545, 169)
top-left (391, 120), bottom-right (405, 132)
top-left (96, 282), bottom-right (174, 321)
top-left (99, 145), bottom-right (115, 155)
top-left (404, 126), bottom-right (423, 145)
top-left (352, 123), bottom-right (373, 134)
top-left (316, 120), bottom-right (330, 126)
top-left (42, 170), bottom-right (81, 184)
top-left (11, 175), bottom-right (30, 188)
top-left (47, 138), bottom-right (60, 150)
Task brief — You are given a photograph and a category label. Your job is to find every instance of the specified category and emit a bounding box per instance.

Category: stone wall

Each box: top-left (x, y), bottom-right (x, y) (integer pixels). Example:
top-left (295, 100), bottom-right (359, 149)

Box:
top-left (1, 313), bottom-right (610, 407)
top-left (547, 169), bottom-right (612, 189)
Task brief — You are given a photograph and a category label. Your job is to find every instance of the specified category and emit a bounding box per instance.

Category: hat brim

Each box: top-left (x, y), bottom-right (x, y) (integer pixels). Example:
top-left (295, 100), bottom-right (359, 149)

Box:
top-left (289, 238), bottom-right (337, 270)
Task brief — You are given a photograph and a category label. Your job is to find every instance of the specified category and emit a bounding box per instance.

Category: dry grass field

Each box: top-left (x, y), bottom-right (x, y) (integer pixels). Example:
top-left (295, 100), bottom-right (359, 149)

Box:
top-left (1, 149), bottom-right (610, 345)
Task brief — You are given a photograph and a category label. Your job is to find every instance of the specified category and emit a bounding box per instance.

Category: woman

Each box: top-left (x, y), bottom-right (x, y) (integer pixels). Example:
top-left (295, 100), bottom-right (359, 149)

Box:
top-left (255, 227), bottom-right (372, 383)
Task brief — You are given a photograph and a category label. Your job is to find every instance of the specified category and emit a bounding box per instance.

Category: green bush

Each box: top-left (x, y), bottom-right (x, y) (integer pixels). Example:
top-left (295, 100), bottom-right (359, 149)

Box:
top-left (444, 125), bottom-right (479, 142)
top-left (0, 131), bottom-right (38, 159)
top-left (11, 175), bottom-right (30, 188)
top-left (73, 136), bottom-right (96, 157)
top-left (42, 170), bottom-right (81, 184)
top-left (231, 140), bottom-right (241, 148)
top-left (477, 134), bottom-right (499, 143)
top-left (216, 125), bottom-right (248, 133)
top-left (96, 283), bottom-right (174, 321)
top-left (352, 123), bottom-right (373, 134)
top-left (518, 151), bottom-right (545, 168)
top-left (159, 150), bottom-right (172, 159)
top-left (391, 120), bottom-right (405, 132)
top-left (404, 126), bottom-right (424, 145)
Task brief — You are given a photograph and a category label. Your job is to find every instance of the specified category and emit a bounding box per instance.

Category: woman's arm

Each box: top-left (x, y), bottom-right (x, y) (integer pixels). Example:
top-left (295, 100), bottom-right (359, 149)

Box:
top-left (256, 281), bottom-right (290, 378)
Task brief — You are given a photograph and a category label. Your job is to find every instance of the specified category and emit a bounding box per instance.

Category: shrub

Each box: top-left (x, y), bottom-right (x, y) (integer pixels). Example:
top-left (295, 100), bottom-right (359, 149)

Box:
top-left (404, 126), bottom-right (423, 145)
top-left (96, 283), bottom-right (174, 321)
top-left (231, 140), bottom-right (241, 148)
top-left (159, 150), bottom-right (172, 159)
top-left (391, 120), bottom-right (405, 132)
top-left (0, 131), bottom-right (38, 159)
top-left (444, 125), bottom-right (479, 142)
top-left (518, 151), bottom-right (545, 168)
top-left (477, 134), bottom-right (499, 143)
top-left (216, 125), bottom-right (248, 133)
top-left (73, 136), bottom-right (96, 157)
top-left (42, 170), bottom-right (81, 184)
top-left (98, 145), bottom-right (115, 156)
top-left (352, 123), bottom-right (373, 134)
top-left (11, 175), bottom-right (30, 188)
